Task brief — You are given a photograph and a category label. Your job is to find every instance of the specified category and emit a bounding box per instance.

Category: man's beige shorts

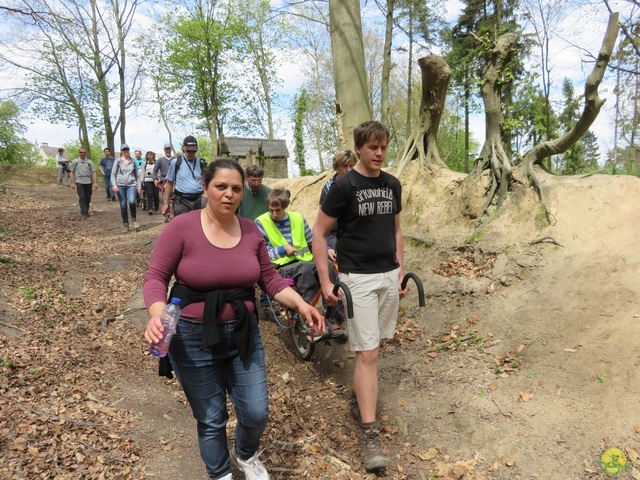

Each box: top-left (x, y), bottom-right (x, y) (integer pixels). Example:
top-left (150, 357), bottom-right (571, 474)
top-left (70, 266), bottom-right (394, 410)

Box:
top-left (338, 267), bottom-right (400, 352)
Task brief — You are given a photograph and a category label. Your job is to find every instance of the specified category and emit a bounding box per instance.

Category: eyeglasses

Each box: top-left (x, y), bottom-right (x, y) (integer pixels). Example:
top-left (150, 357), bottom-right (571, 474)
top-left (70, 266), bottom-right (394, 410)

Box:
top-left (79, 151), bottom-right (86, 154)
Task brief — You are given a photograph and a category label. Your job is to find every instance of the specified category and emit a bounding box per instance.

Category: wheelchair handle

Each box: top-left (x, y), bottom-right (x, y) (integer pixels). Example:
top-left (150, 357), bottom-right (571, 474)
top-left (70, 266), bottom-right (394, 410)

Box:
top-left (401, 272), bottom-right (425, 307)
top-left (332, 282), bottom-right (354, 319)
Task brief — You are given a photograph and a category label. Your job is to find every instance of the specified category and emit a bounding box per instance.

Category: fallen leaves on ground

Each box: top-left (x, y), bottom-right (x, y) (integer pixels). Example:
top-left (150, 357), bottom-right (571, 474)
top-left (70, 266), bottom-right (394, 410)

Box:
top-left (0, 189), bottom-right (491, 479)
top-left (432, 246), bottom-right (497, 279)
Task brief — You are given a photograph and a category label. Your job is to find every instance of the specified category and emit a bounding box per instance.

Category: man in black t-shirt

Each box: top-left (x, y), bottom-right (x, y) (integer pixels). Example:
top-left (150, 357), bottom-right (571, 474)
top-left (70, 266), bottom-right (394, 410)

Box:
top-left (314, 121), bottom-right (408, 472)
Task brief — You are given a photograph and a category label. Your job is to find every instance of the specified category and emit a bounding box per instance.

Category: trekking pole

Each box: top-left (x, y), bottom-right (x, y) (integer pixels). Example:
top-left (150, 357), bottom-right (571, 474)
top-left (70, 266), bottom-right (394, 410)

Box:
top-left (401, 273), bottom-right (425, 307)
top-left (332, 282), bottom-right (354, 319)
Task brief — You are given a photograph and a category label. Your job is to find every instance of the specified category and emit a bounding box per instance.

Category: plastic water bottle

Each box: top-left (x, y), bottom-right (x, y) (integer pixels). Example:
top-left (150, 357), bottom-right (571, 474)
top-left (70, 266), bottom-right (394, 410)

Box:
top-left (149, 297), bottom-right (182, 358)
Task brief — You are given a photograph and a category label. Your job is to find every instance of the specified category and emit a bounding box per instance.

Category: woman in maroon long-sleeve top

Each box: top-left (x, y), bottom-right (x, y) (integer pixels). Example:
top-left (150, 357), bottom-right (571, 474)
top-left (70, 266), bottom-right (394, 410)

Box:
top-left (143, 159), bottom-right (324, 480)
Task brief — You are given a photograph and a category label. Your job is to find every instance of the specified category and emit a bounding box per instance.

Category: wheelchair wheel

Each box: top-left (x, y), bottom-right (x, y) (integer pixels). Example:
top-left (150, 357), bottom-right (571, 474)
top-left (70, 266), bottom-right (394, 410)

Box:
top-left (290, 313), bottom-right (316, 360)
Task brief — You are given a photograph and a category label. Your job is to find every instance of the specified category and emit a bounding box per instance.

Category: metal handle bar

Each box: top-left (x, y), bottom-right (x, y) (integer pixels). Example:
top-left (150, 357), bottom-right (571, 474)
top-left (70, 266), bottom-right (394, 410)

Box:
top-left (401, 272), bottom-right (425, 307)
top-left (332, 282), bottom-right (354, 319)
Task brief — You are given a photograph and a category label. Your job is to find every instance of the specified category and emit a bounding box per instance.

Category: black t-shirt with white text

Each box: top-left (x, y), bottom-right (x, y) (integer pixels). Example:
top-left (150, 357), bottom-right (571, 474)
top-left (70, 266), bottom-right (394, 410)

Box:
top-left (320, 169), bottom-right (402, 274)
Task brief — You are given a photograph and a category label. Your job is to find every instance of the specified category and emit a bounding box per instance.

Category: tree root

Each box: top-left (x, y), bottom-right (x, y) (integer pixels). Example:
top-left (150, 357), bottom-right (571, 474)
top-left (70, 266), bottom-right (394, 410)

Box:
top-left (530, 236), bottom-right (563, 247)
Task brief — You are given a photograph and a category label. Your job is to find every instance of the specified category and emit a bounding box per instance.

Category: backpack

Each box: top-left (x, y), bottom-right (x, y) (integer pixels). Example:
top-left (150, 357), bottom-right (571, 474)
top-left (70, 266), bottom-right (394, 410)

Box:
top-left (175, 155), bottom-right (207, 181)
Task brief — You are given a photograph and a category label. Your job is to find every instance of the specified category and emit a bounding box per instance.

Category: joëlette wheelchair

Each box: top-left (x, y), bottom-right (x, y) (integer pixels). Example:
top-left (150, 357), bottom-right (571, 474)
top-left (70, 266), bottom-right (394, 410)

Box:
top-left (264, 271), bottom-right (425, 361)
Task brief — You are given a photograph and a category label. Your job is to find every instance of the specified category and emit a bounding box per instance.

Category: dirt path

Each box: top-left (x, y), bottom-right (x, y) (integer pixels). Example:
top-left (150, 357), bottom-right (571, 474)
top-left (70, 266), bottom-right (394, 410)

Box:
top-left (2, 175), bottom-right (640, 480)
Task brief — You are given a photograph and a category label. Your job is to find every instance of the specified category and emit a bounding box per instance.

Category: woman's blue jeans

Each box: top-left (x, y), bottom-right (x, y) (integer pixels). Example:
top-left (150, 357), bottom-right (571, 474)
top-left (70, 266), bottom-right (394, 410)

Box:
top-left (117, 185), bottom-right (137, 224)
top-left (168, 315), bottom-right (269, 479)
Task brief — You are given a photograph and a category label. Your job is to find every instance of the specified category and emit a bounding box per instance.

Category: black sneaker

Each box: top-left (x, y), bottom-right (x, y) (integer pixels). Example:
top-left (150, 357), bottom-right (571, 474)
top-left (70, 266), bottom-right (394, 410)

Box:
top-left (362, 426), bottom-right (386, 470)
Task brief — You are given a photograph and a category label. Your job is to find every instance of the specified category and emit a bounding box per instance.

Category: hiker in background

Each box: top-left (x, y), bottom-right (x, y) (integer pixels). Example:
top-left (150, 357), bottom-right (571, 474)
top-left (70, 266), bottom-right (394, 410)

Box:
top-left (237, 164), bottom-right (271, 221)
top-left (133, 149), bottom-right (144, 169)
top-left (143, 159), bottom-right (324, 480)
top-left (56, 148), bottom-right (70, 188)
top-left (69, 148), bottom-right (98, 218)
top-left (111, 144), bottom-right (141, 233)
top-left (162, 135), bottom-right (206, 218)
top-left (319, 149), bottom-right (357, 261)
top-left (99, 148), bottom-right (116, 201)
top-left (140, 151), bottom-right (160, 215)
top-left (154, 144), bottom-right (173, 222)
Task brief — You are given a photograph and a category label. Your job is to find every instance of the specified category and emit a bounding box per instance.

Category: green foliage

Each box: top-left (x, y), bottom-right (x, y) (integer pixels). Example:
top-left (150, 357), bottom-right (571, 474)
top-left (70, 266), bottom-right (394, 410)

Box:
top-left (288, 0), bottom-right (336, 170)
top-left (163, 0), bottom-right (241, 146)
top-left (228, 0), bottom-right (286, 139)
top-left (604, 146), bottom-right (640, 177)
top-left (556, 78), bottom-right (600, 174)
top-left (612, 26), bottom-right (640, 162)
top-left (0, 100), bottom-right (38, 165)
top-left (195, 135), bottom-right (213, 162)
top-left (437, 107), bottom-right (480, 172)
top-left (509, 72), bottom-right (557, 158)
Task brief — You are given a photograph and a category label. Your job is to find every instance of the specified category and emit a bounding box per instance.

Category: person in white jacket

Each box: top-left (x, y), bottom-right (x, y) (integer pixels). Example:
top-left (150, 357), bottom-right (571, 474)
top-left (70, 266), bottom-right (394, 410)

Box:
top-left (139, 151), bottom-right (160, 214)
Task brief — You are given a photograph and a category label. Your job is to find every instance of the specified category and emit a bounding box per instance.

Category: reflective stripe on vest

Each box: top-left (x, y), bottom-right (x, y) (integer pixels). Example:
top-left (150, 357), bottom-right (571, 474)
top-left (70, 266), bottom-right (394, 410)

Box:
top-left (257, 211), bottom-right (314, 266)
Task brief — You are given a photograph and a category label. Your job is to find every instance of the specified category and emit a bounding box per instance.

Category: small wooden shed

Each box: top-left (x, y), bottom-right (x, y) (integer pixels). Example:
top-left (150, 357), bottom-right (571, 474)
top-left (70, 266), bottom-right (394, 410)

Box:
top-left (220, 136), bottom-right (289, 178)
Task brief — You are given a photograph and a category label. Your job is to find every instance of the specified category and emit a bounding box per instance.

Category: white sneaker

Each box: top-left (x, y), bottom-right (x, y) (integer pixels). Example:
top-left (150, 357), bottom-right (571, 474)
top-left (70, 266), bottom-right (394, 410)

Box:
top-left (218, 474), bottom-right (232, 480)
top-left (132, 220), bottom-right (140, 231)
top-left (229, 448), bottom-right (269, 480)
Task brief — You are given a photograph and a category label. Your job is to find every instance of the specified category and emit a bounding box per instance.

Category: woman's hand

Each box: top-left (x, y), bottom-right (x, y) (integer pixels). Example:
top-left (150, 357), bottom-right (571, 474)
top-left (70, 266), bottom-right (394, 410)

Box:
top-left (273, 287), bottom-right (325, 334)
top-left (145, 315), bottom-right (165, 345)
top-left (298, 302), bottom-right (325, 334)
top-left (112, 185), bottom-right (119, 194)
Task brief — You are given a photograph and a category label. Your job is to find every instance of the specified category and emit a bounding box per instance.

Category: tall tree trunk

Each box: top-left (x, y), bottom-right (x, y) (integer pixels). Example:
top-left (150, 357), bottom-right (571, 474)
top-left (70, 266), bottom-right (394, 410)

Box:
top-left (380, 0), bottom-right (394, 127)
top-left (396, 55), bottom-right (450, 177)
top-left (406, 4), bottom-right (413, 129)
top-left (470, 32), bottom-right (518, 216)
top-left (329, 0), bottom-right (370, 151)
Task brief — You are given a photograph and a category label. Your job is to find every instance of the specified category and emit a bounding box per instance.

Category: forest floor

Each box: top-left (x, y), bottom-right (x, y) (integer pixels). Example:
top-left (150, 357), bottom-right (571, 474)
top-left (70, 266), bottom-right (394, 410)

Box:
top-left (1, 166), bottom-right (640, 480)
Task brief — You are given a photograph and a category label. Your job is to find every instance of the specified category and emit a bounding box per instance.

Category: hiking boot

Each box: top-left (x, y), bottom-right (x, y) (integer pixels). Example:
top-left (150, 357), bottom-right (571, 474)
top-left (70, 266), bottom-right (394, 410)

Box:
top-left (122, 223), bottom-right (129, 234)
top-left (362, 426), bottom-right (386, 470)
top-left (148, 210), bottom-right (153, 215)
top-left (229, 448), bottom-right (269, 480)
top-left (132, 220), bottom-right (140, 231)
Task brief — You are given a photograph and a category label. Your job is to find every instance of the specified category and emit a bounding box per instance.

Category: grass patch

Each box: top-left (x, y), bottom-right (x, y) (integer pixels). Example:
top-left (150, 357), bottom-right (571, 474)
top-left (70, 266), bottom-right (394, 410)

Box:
top-left (0, 164), bottom-right (58, 186)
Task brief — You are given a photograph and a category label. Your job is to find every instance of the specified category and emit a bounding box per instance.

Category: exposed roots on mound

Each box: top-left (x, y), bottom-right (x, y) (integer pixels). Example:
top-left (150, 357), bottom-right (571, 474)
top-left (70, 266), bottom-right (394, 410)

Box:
top-left (396, 129), bottom-right (447, 178)
top-left (396, 55), bottom-right (450, 178)
top-left (471, 138), bottom-right (513, 217)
